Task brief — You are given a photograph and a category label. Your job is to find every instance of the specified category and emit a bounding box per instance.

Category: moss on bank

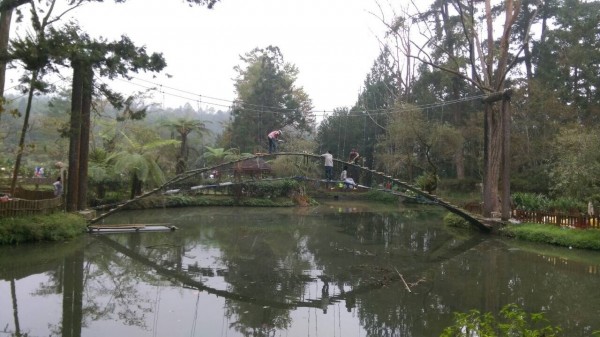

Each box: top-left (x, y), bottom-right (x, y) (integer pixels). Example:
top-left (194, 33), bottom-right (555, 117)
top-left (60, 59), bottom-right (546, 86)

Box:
top-left (0, 213), bottom-right (87, 245)
top-left (501, 223), bottom-right (600, 250)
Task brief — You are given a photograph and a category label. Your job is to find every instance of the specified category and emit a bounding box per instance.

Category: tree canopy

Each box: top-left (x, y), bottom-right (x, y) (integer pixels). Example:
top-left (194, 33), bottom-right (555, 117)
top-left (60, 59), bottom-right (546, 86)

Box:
top-left (227, 46), bottom-right (314, 153)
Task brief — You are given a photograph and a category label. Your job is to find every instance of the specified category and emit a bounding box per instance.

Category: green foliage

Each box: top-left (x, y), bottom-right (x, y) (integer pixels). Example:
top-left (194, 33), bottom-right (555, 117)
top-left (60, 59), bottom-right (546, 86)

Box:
top-left (160, 117), bottom-right (211, 173)
top-left (107, 132), bottom-right (178, 189)
top-left (203, 146), bottom-right (242, 165)
top-left (547, 197), bottom-right (585, 214)
top-left (511, 171), bottom-right (550, 195)
top-left (269, 154), bottom-right (319, 178)
top-left (549, 127), bottom-right (600, 201)
top-left (512, 192), bottom-right (550, 212)
top-left (440, 303), bottom-right (561, 337)
top-left (317, 47), bottom-right (398, 174)
top-left (443, 213), bottom-right (471, 230)
top-left (89, 191), bottom-right (125, 207)
top-left (512, 192), bottom-right (586, 214)
top-left (0, 213), bottom-right (87, 245)
top-left (415, 172), bottom-right (439, 194)
top-left (502, 224), bottom-right (600, 250)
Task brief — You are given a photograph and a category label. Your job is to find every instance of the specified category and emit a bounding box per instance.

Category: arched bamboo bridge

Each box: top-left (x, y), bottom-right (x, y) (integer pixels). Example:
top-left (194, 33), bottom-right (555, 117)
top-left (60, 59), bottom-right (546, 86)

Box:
top-left (90, 152), bottom-right (491, 232)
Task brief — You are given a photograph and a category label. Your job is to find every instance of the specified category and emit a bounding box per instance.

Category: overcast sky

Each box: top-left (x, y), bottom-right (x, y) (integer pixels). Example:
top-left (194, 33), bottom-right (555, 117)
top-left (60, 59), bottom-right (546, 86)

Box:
top-left (7, 0), bottom-right (401, 114)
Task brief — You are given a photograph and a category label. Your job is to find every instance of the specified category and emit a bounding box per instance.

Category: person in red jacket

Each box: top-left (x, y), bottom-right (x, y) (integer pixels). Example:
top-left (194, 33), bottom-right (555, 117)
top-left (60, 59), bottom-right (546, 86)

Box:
top-left (267, 130), bottom-right (282, 153)
top-left (348, 148), bottom-right (360, 164)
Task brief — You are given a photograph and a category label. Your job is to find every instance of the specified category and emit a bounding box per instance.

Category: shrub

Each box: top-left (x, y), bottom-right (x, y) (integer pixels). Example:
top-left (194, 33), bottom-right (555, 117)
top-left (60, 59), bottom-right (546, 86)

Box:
top-left (547, 197), bottom-right (585, 214)
top-left (415, 172), bottom-right (438, 193)
top-left (512, 193), bottom-right (588, 214)
top-left (443, 213), bottom-right (471, 229)
top-left (512, 192), bottom-right (549, 211)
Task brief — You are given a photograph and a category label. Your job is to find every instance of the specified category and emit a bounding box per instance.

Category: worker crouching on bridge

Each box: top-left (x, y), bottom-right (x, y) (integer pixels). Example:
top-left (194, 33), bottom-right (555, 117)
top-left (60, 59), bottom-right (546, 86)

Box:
top-left (340, 166), bottom-right (357, 189)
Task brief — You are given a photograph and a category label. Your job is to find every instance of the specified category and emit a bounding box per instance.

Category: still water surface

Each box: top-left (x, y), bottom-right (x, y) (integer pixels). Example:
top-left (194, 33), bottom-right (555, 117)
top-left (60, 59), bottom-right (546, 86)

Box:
top-left (1, 201), bottom-right (599, 337)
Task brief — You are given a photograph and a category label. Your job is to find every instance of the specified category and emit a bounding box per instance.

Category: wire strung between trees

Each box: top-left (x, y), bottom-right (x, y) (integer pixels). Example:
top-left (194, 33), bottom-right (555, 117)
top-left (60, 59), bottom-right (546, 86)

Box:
top-left (6, 73), bottom-right (487, 120)
top-left (118, 75), bottom-right (488, 117)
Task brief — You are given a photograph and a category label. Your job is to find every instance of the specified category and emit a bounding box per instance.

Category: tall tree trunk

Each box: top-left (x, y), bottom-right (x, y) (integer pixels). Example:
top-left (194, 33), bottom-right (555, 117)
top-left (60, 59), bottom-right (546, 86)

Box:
top-left (0, 7), bottom-right (12, 99)
top-left (77, 64), bottom-right (92, 210)
top-left (483, 103), bottom-right (493, 217)
top-left (10, 278), bottom-right (20, 336)
top-left (176, 134), bottom-right (188, 174)
top-left (9, 70), bottom-right (38, 195)
top-left (441, 2), bottom-right (466, 179)
top-left (67, 60), bottom-right (83, 211)
top-left (452, 82), bottom-right (465, 179)
top-left (501, 96), bottom-right (511, 220)
top-left (484, 103), bottom-right (503, 216)
top-left (0, 0), bottom-right (31, 109)
top-left (130, 172), bottom-right (142, 199)
top-left (62, 247), bottom-right (84, 337)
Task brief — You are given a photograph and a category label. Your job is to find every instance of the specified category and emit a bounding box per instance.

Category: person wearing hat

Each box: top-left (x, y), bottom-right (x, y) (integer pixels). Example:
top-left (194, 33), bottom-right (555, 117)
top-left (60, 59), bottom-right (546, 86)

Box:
top-left (267, 129), bottom-right (282, 153)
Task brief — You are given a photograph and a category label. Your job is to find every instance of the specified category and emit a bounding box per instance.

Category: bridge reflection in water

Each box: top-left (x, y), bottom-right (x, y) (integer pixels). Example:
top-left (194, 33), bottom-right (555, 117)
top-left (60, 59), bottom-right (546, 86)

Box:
top-left (2, 204), bottom-right (599, 337)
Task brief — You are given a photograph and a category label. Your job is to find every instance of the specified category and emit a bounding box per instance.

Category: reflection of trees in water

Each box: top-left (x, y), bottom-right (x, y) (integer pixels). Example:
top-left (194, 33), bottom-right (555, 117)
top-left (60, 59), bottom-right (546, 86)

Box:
top-left (213, 219), bottom-right (310, 335)
top-left (83, 236), bottom-right (166, 329)
top-left (225, 304), bottom-right (290, 337)
top-left (303, 210), bottom-right (482, 336)
top-left (84, 208), bottom-right (600, 336)
top-left (354, 239), bottom-right (600, 337)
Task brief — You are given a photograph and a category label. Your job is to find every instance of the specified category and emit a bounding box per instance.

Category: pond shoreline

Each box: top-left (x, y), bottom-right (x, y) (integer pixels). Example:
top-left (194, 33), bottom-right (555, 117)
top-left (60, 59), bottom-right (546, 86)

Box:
top-left (2, 192), bottom-right (599, 252)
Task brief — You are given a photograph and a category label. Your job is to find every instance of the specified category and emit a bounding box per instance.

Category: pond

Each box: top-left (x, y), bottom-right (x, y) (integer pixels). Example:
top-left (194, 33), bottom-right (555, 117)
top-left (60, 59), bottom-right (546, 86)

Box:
top-left (1, 201), bottom-right (599, 337)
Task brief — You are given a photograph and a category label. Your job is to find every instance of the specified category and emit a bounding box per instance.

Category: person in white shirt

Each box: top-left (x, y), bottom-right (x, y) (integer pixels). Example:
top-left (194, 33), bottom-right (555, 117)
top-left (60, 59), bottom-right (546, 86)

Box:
top-left (321, 150), bottom-right (333, 180)
top-left (53, 177), bottom-right (63, 197)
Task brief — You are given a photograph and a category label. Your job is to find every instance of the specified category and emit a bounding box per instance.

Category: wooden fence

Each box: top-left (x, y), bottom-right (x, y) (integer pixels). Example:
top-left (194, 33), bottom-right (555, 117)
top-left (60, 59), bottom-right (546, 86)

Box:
top-left (463, 202), bottom-right (600, 229)
top-left (0, 196), bottom-right (63, 217)
top-left (512, 209), bottom-right (600, 229)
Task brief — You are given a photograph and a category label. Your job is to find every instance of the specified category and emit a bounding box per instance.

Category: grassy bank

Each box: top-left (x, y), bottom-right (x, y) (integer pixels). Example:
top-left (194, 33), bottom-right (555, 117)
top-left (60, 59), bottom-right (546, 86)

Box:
top-left (0, 213), bottom-right (87, 245)
top-left (444, 213), bottom-right (600, 251)
top-left (501, 223), bottom-right (600, 250)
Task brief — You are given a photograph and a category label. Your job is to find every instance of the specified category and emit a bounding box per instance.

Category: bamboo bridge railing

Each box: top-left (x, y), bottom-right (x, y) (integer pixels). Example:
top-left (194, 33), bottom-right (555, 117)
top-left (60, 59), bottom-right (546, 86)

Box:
top-left (89, 152), bottom-right (490, 232)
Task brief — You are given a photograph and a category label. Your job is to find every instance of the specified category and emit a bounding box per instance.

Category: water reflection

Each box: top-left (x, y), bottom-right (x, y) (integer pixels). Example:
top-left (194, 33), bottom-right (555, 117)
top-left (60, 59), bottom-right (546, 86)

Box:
top-left (0, 202), bottom-right (599, 337)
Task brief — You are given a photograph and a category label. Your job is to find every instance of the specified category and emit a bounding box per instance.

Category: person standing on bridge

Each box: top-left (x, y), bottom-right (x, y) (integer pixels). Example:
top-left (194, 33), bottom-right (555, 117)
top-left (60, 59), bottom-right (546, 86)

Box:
top-left (267, 130), bottom-right (282, 154)
top-left (322, 150), bottom-right (334, 181)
